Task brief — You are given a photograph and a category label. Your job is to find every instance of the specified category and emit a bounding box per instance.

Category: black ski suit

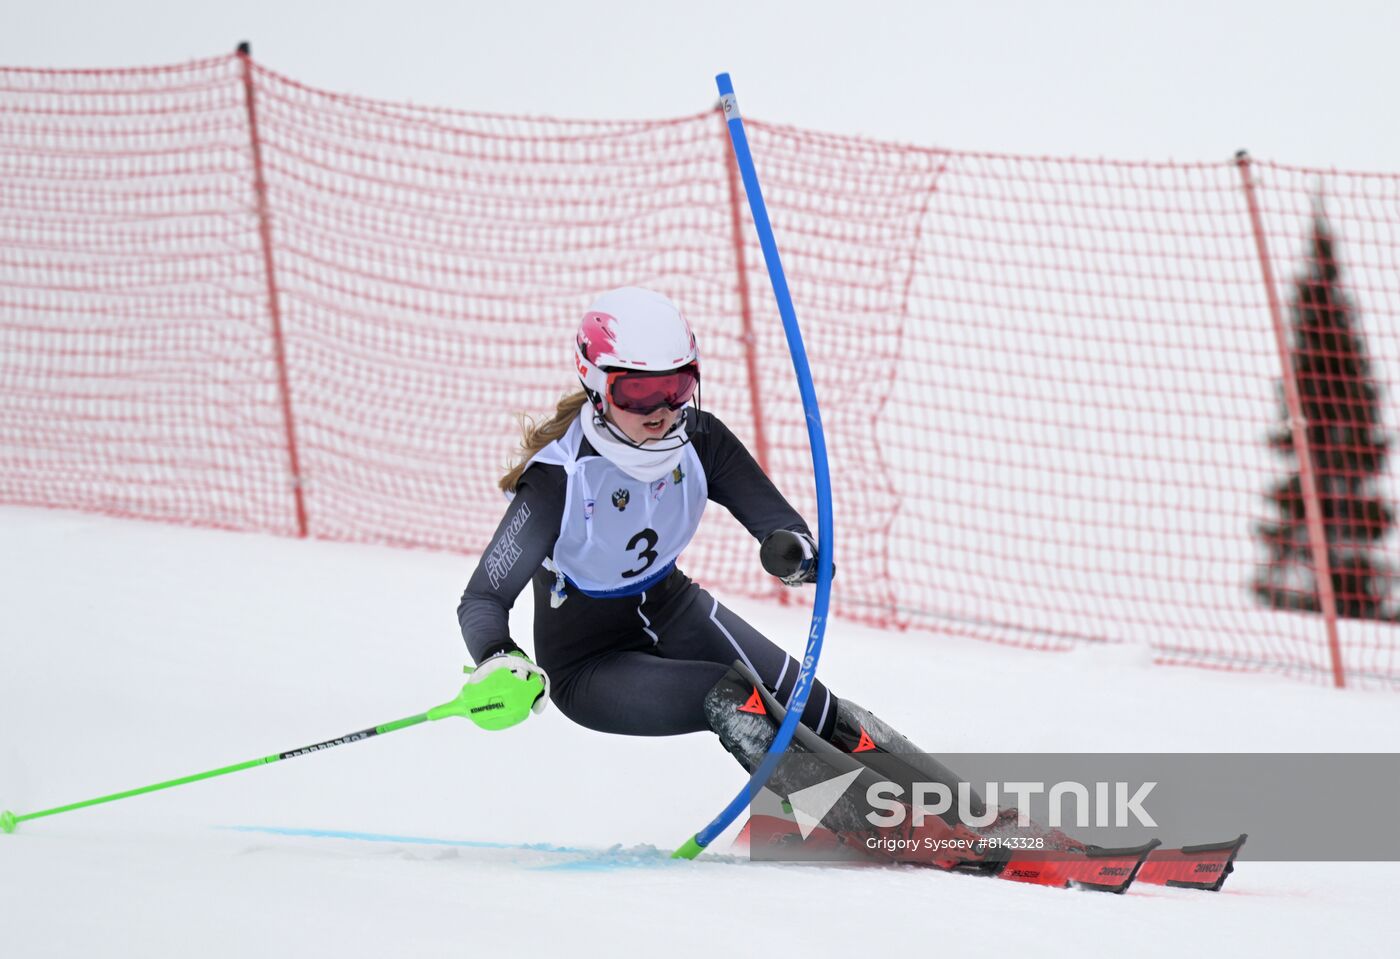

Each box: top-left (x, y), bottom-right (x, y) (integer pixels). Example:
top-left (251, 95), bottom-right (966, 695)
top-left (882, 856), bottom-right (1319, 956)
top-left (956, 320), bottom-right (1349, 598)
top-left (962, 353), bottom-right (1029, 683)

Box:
top-left (457, 409), bottom-right (837, 738)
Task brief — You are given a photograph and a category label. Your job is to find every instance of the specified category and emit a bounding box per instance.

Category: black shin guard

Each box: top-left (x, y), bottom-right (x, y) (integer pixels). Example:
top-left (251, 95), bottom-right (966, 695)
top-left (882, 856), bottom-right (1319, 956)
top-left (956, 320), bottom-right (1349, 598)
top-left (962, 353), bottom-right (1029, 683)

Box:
top-left (704, 664), bottom-right (1000, 870)
top-left (703, 663), bottom-right (885, 835)
top-left (827, 698), bottom-right (986, 822)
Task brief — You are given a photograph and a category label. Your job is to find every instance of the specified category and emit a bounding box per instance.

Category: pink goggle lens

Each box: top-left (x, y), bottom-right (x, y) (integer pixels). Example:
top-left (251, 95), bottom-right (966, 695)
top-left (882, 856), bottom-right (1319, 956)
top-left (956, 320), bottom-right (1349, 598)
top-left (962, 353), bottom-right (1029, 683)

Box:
top-left (607, 365), bottom-right (699, 414)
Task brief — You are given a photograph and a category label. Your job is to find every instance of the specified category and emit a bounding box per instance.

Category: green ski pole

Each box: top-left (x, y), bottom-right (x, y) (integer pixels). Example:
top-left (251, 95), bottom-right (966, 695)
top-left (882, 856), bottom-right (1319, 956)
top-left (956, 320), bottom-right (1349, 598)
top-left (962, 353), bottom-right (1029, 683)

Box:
top-left (1, 682), bottom-right (487, 835)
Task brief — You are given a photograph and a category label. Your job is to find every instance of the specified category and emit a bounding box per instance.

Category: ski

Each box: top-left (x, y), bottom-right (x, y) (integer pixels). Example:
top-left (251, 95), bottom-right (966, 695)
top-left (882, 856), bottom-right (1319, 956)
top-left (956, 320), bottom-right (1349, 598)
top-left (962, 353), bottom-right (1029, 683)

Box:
top-left (737, 813), bottom-right (1243, 893)
top-left (987, 838), bottom-right (1159, 893)
top-left (1135, 834), bottom-right (1248, 891)
top-left (735, 813), bottom-right (1155, 891)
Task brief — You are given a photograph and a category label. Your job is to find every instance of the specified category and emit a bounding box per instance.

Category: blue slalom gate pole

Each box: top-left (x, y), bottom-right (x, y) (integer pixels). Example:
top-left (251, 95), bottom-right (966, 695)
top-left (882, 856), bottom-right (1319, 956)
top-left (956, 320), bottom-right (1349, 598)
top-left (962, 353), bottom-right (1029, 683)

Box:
top-left (673, 73), bottom-right (836, 859)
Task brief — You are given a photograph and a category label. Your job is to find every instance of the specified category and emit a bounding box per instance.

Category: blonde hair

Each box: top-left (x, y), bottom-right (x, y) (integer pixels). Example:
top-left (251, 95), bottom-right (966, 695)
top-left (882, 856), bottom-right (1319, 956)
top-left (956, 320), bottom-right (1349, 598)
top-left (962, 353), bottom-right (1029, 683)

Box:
top-left (498, 388), bottom-right (591, 493)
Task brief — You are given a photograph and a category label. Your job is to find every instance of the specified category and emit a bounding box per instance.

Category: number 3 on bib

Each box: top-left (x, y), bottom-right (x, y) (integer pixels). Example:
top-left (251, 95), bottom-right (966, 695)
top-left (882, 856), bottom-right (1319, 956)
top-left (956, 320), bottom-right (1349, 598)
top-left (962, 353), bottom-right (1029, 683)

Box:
top-left (621, 528), bottom-right (659, 578)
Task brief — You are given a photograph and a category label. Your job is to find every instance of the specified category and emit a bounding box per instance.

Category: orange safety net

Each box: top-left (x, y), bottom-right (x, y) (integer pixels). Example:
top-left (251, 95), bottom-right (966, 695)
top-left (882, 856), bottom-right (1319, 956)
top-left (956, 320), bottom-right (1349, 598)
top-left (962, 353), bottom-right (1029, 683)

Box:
top-left (4, 54), bottom-right (1398, 688)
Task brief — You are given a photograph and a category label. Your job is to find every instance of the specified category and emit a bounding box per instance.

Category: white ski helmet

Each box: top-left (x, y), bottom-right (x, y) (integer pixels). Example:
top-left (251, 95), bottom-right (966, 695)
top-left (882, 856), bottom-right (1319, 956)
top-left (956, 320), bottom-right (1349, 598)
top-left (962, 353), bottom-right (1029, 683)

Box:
top-left (574, 287), bottom-right (700, 416)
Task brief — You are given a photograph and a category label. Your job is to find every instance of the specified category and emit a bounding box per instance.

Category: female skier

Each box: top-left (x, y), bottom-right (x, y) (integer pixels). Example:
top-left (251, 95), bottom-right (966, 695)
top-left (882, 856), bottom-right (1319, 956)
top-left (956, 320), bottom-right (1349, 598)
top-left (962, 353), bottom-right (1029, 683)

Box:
top-left (452, 309), bottom-right (1213, 883)
top-left (455, 287), bottom-right (964, 819)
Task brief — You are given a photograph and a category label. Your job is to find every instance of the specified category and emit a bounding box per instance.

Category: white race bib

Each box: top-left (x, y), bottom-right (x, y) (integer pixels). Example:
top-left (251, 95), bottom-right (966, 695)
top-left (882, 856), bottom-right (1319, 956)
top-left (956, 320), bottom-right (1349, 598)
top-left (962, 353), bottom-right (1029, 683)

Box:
top-left (526, 416), bottom-right (707, 596)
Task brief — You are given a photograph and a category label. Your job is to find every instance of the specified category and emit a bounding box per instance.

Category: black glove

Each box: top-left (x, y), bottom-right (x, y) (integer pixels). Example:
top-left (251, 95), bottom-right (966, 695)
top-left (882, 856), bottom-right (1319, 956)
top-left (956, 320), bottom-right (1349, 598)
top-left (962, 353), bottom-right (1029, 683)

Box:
top-left (760, 529), bottom-right (825, 586)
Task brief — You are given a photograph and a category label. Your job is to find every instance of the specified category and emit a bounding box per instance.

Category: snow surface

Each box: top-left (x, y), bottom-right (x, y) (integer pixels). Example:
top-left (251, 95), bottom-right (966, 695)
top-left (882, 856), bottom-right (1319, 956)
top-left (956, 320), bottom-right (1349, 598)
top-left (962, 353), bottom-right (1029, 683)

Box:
top-left (2, 504), bottom-right (1396, 957)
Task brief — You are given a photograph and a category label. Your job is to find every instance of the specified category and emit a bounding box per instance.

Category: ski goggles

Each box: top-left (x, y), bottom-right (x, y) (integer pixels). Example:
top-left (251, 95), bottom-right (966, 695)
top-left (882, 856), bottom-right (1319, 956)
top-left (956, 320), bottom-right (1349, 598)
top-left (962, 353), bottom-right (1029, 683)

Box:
top-left (606, 364), bottom-right (699, 414)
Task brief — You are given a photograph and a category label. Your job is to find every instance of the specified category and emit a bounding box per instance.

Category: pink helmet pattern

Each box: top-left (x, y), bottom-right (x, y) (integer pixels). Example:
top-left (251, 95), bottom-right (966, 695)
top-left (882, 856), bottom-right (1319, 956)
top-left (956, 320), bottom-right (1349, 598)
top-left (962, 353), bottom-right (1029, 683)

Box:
top-left (574, 288), bottom-right (699, 414)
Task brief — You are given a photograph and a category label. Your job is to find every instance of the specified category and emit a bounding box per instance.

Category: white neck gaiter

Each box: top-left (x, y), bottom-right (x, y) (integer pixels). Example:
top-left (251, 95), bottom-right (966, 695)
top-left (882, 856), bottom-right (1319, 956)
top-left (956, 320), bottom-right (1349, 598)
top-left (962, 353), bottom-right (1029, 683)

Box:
top-left (580, 410), bottom-right (687, 482)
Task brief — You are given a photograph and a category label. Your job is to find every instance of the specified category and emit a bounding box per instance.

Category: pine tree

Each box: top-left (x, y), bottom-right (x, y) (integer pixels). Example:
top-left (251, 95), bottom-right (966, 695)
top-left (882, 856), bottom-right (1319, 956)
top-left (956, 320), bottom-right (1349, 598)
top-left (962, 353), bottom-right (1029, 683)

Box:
top-left (1253, 214), bottom-right (1396, 620)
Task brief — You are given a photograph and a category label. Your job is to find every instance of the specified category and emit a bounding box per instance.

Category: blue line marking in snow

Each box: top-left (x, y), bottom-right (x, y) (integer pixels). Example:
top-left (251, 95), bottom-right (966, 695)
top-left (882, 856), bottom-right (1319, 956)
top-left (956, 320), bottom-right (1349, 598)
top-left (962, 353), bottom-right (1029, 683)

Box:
top-left (220, 825), bottom-right (696, 872)
top-left (223, 824), bottom-right (584, 853)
